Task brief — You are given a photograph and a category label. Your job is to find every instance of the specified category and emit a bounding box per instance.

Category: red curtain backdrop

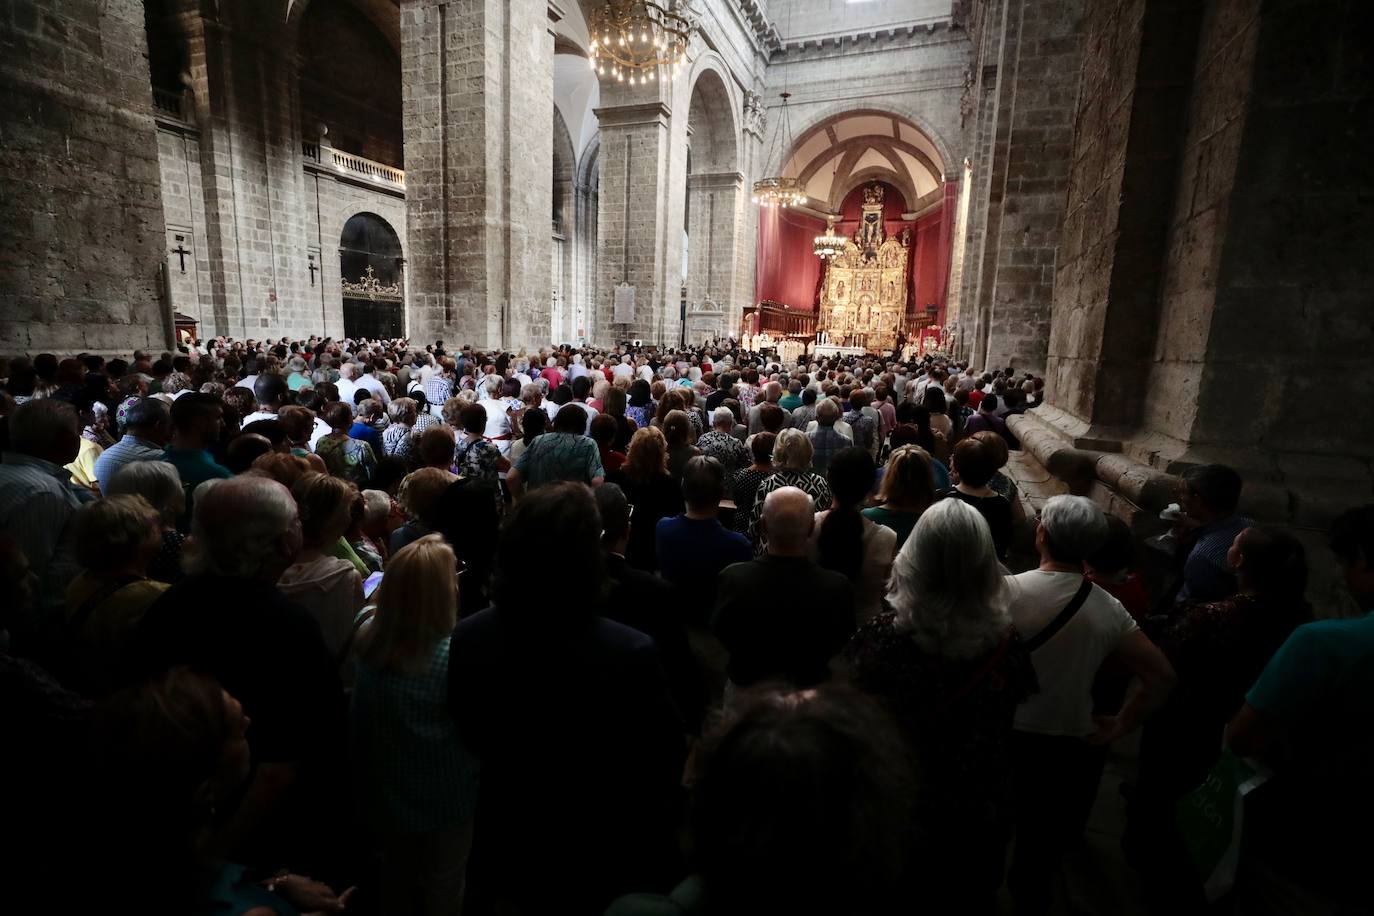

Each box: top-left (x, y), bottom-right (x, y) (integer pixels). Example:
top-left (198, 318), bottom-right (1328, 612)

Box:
top-left (754, 205), bottom-right (825, 311)
top-left (753, 179), bottom-right (957, 324)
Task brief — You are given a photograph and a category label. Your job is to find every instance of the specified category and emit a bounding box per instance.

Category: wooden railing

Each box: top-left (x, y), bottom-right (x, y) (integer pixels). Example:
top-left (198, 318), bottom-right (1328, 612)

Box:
top-left (741, 300), bottom-right (819, 340)
top-left (303, 142), bottom-right (405, 189)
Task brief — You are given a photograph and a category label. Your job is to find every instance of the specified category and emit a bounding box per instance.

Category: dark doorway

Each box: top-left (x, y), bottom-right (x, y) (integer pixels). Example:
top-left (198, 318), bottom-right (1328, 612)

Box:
top-left (339, 213), bottom-right (404, 340)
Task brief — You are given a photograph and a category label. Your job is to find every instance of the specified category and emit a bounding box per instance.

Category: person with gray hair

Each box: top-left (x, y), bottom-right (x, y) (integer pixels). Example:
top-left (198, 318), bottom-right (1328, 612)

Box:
top-left (0, 397), bottom-right (84, 617)
top-left (107, 459), bottom-right (187, 583)
top-left (713, 486), bottom-right (855, 692)
top-left (845, 496), bottom-right (1038, 913)
top-left (94, 396), bottom-right (170, 494)
top-left (746, 380), bottom-right (790, 435)
top-left (805, 397), bottom-right (852, 475)
top-left (1004, 494), bottom-right (1176, 913)
top-left (695, 406), bottom-right (750, 474)
top-left (132, 473), bottom-right (344, 868)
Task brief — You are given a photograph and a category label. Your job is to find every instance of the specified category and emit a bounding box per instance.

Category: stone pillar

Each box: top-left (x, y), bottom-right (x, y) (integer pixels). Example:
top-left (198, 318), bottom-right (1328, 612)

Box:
top-left (594, 93), bottom-right (676, 345)
top-left (572, 171), bottom-right (598, 344)
top-left (179, 5), bottom-right (313, 340)
top-left (684, 171), bottom-right (747, 320)
top-left (980, 0), bottom-right (1085, 374)
top-left (0, 0), bottom-right (171, 353)
top-left (402, 0), bottom-right (554, 351)
top-left (1013, 0), bottom-right (1373, 615)
top-left (1044, 0), bottom-right (1204, 436)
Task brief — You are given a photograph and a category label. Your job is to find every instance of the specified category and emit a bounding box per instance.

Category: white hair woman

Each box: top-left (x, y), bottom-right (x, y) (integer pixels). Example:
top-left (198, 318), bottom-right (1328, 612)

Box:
top-left (107, 459), bottom-right (187, 584)
top-left (351, 534), bottom-right (479, 916)
top-left (843, 496), bottom-right (1037, 914)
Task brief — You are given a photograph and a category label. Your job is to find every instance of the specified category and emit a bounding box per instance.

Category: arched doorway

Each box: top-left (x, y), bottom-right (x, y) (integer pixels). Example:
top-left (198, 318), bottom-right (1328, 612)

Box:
top-left (339, 213), bottom-right (404, 340)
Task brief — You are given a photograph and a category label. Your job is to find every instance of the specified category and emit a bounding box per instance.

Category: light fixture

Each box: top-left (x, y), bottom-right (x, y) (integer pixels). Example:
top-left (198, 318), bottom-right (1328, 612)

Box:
top-left (753, 91), bottom-right (805, 208)
top-left (813, 217), bottom-right (847, 259)
top-left (588, 1), bottom-right (697, 80)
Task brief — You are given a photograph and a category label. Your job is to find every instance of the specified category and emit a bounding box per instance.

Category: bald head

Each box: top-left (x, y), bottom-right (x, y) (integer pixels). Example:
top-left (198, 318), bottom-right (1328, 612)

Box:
top-left (761, 486), bottom-right (815, 554)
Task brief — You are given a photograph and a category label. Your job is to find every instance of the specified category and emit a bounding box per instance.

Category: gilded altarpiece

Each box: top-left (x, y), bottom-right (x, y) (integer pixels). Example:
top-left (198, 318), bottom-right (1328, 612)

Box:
top-left (818, 185), bottom-right (911, 353)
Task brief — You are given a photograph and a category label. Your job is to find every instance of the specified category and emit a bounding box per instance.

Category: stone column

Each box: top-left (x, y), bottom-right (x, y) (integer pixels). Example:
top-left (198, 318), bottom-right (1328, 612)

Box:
top-left (594, 92), bottom-right (676, 345)
top-left (684, 171), bottom-right (747, 323)
top-left (179, 6), bottom-right (313, 340)
top-left (980, 0), bottom-right (1085, 374)
top-left (402, 0), bottom-right (554, 351)
top-left (0, 0), bottom-right (170, 353)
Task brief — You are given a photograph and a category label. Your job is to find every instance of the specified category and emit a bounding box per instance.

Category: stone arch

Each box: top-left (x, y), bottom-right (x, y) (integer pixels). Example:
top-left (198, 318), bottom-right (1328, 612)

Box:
top-left (766, 103), bottom-right (954, 182)
top-left (286, 0), bottom-right (399, 56)
top-left (830, 168), bottom-right (921, 214)
top-left (339, 212), bottom-right (406, 340)
top-left (685, 59), bottom-right (741, 174)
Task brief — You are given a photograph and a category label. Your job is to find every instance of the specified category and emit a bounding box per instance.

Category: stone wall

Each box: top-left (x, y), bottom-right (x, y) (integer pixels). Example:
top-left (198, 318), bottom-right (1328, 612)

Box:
top-left (1045, 0), bottom-right (1203, 430)
top-left (979, 0), bottom-right (1085, 374)
top-left (0, 0), bottom-right (171, 354)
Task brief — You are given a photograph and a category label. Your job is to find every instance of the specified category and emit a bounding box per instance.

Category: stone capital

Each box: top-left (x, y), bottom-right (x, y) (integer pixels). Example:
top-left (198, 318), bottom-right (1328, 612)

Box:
top-left (687, 171), bottom-right (746, 191)
top-left (594, 101), bottom-right (672, 129)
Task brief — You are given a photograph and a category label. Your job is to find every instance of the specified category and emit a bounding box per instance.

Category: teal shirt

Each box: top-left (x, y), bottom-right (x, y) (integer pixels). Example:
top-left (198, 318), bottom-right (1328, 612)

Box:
top-left (778, 394), bottom-right (802, 412)
top-left (163, 447), bottom-right (233, 492)
top-left (1246, 611), bottom-right (1374, 765)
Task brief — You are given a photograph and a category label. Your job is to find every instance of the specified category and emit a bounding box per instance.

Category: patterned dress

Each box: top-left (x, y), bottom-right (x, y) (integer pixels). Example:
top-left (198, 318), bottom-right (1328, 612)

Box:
top-left (454, 435), bottom-right (505, 515)
top-left (316, 433), bottom-right (377, 485)
top-left (382, 422), bottom-right (415, 465)
top-left (746, 469), bottom-right (833, 554)
top-left (697, 430), bottom-right (750, 474)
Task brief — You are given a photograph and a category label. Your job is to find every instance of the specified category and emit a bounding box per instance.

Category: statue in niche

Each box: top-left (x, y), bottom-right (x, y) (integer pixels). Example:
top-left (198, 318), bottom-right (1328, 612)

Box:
top-left (743, 90), bottom-right (767, 137)
top-left (836, 280), bottom-right (846, 299)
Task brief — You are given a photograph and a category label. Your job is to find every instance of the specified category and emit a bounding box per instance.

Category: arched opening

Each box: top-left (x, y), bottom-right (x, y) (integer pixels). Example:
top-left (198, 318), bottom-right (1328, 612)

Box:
top-left (754, 111), bottom-right (954, 354)
top-left (339, 213), bottom-right (404, 340)
top-left (552, 107), bottom-right (576, 343)
top-left (682, 68), bottom-right (741, 344)
top-left (298, 2), bottom-right (402, 166)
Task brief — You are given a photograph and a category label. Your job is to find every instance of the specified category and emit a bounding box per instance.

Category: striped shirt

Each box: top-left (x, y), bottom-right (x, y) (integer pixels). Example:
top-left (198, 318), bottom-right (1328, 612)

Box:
top-left (0, 452), bottom-right (83, 610)
top-left (94, 435), bottom-right (166, 494)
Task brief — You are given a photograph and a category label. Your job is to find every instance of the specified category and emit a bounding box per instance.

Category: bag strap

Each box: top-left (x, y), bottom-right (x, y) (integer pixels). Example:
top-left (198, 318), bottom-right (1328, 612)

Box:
top-left (1024, 578), bottom-right (1093, 653)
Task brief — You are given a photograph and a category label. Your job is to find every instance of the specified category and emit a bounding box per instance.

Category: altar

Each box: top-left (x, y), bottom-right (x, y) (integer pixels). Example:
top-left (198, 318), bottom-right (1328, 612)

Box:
top-left (816, 184), bottom-right (910, 354)
top-left (813, 344), bottom-right (867, 360)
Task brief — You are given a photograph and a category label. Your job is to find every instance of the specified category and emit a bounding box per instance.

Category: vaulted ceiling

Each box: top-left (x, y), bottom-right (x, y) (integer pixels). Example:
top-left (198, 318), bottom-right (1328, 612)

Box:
top-left (781, 111), bottom-right (946, 214)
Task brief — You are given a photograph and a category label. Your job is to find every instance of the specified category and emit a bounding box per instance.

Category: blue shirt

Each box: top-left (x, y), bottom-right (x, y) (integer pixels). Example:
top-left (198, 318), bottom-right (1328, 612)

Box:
top-left (1177, 515), bottom-right (1252, 604)
top-left (656, 515), bottom-right (752, 615)
top-left (348, 421), bottom-right (384, 456)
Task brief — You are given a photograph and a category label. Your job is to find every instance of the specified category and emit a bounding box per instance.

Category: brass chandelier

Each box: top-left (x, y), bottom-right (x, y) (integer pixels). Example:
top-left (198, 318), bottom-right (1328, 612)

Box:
top-left (588, 1), bottom-right (695, 84)
top-left (752, 92), bottom-right (806, 208)
top-left (813, 217), bottom-right (847, 260)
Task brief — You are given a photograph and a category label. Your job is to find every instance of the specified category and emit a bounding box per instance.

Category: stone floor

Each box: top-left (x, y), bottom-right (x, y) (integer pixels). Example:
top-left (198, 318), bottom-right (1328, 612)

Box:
top-left (997, 735), bottom-right (1152, 915)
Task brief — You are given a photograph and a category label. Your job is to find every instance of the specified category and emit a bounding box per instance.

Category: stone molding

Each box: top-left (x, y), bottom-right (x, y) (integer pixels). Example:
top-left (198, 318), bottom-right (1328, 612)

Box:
top-left (687, 170), bottom-right (745, 190)
top-left (774, 21), bottom-right (962, 59)
top-left (594, 102), bottom-right (673, 129)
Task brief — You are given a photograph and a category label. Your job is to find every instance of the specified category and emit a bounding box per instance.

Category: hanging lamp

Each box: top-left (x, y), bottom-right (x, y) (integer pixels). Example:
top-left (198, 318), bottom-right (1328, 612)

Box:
top-left (813, 217), bottom-right (847, 259)
top-left (751, 91), bottom-right (805, 208)
top-left (588, 1), bottom-right (697, 82)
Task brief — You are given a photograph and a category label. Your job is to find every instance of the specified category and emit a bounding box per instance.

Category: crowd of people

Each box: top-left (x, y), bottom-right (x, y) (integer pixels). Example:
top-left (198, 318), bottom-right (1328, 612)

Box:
top-left (0, 336), bottom-right (1368, 915)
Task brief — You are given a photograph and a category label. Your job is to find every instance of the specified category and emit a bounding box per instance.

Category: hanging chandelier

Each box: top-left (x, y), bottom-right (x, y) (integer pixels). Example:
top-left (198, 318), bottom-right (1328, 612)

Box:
top-left (588, 1), bottom-right (696, 85)
top-left (752, 92), bottom-right (806, 208)
top-left (813, 217), bottom-right (847, 259)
